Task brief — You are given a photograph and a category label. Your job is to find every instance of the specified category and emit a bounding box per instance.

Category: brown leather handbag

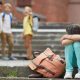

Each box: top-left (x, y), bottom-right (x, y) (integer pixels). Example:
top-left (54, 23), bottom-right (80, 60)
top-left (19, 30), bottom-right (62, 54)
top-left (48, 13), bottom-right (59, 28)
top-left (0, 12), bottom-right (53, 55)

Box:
top-left (28, 48), bottom-right (65, 78)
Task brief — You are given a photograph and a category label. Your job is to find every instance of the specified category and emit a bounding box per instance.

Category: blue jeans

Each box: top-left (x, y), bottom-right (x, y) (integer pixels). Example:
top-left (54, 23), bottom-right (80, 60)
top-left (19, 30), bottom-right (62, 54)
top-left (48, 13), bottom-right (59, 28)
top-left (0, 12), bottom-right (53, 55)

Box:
top-left (65, 42), bottom-right (80, 72)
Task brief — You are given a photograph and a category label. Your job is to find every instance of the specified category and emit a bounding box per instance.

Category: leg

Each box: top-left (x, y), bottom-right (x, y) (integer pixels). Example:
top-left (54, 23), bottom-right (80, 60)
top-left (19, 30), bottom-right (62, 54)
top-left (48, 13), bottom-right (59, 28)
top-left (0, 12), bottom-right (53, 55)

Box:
top-left (24, 35), bottom-right (33, 59)
top-left (65, 43), bottom-right (74, 72)
top-left (27, 42), bottom-right (33, 59)
top-left (72, 52), bottom-right (77, 67)
top-left (7, 33), bottom-right (14, 57)
top-left (0, 32), bottom-right (7, 56)
top-left (73, 42), bottom-right (80, 69)
top-left (0, 32), bottom-right (10, 60)
top-left (64, 43), bottom-right (75, 78)
top-left (73, 42), bottom-right (80, 78)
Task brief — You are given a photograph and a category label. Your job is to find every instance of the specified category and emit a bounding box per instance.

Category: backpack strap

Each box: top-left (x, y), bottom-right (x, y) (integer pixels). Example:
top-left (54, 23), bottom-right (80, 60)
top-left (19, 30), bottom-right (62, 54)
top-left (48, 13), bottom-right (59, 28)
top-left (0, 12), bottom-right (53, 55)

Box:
top-left (2, 12), bottom-right (5, 22)
top-left (9, 13), bottom-right (12, 23)
top-left (28, 16), bottom-right (33, 30)
top-left (2, 12), bottom-right (12, 23)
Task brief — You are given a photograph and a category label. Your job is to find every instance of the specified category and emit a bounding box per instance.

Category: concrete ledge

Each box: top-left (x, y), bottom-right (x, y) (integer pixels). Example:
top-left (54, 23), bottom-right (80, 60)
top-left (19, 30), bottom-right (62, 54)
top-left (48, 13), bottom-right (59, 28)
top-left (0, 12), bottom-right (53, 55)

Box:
top-left (12, 29), bottom-right (66, 32)
top-left (0, 60), bottom-right (30, 67)
top-left (0, 61), bottom-right (78, 79)
top-left (0, 77), bottom-right (78, 80)
top-left (0, 66), bottom-right (33, 77)
top-left (0, 60), bottom-right (32, 77)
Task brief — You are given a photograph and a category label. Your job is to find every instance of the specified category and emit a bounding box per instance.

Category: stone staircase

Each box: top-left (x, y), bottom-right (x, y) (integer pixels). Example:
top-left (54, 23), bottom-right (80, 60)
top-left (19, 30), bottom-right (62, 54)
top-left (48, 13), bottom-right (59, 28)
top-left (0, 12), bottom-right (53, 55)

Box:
top-left (0, 23), bottom-right (78, 80)
top-left (0, 60), bottom-right (77, 80)
top-left (11, 23), bottom-right (68, 58)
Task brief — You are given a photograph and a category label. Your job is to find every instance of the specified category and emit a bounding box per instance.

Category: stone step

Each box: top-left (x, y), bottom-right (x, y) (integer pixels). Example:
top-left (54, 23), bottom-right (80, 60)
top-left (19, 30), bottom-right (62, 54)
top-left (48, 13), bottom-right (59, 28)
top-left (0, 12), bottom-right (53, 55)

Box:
top-left (39, 23), bottom-right (73, 29)
top-left (0, 24), bottom-right (68, 56)
top-left (0, 60), bottom-right (78, 80)
top-left (0, 77), bottom-right (77, 80)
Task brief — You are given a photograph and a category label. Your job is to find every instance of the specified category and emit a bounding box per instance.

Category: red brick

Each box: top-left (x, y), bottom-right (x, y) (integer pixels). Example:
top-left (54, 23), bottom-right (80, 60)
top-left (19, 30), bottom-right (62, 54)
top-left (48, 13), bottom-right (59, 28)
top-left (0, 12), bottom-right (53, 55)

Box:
top-left (17, 0), bottom-right (32, 7)
top-left (32, 0), bottom-right (69, 22)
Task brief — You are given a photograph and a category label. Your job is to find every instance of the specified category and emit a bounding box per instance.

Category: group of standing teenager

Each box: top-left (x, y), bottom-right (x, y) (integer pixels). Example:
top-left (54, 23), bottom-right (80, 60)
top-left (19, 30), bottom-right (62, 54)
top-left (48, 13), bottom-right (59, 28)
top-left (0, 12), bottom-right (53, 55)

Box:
top-left (0, 1), bottom-right (34, 60)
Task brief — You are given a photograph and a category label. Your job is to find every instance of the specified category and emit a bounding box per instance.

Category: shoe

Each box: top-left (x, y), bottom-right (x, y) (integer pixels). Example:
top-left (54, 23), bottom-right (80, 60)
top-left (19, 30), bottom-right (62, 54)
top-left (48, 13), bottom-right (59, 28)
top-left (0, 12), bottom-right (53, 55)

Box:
top-left (75, 72), bottom-right (80, 79)
top-left (1, 56), bottom-right (10, 60)
top-left (33, 51), bottom-right (40, 58)
top-left (26, 56), bottom-right (34, 60)
top-left (64, 72), bottom-right (72, 79)
top-left (28, 74), bottom-right (43, 78)
top-left (26, 57), bottom-right (33, 60)
top-left (9, 56), bottom-right (17, 60)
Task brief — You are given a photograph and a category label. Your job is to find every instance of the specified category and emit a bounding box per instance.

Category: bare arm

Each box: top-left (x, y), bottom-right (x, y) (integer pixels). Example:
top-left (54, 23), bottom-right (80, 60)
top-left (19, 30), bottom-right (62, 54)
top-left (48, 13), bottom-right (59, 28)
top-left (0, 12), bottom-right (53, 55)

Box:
top-left (61, 39), bottom-right (74, 46)
top-left (66, 35), bottom-right (80, 41)
top-left (61, 34), bottom-right (80, 41)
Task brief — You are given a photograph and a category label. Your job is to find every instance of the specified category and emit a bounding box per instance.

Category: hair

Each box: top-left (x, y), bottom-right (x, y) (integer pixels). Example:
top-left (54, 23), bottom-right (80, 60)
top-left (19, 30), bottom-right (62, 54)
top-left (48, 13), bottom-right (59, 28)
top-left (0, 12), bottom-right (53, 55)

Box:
top-left (0, 1), bottom-right (3, 5)
top-left (4, 3), bottom-right (12, 8)
top-left (66, 24), bottom-right (80, 34)
top-left (24, 6), bottom-right (32, 14)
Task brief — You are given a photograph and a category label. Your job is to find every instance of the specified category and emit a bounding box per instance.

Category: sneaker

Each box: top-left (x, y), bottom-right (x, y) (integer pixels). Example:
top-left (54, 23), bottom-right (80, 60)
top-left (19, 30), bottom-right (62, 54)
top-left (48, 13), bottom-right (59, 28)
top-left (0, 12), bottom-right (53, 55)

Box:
top-left (75, 72), bottom-right (80, 79)
top-left (26, 56), bottom-right (34, 60)
top-left (28, 73), bottom-right (43, 78)
top-left (64, 72), bottom-right (72, 79)
top-left (1, 56), bottom-right (10, 60)
top-left (26, 57), bottom-right (33, 60)
top-left (9, 56), bottom-right (17, 60)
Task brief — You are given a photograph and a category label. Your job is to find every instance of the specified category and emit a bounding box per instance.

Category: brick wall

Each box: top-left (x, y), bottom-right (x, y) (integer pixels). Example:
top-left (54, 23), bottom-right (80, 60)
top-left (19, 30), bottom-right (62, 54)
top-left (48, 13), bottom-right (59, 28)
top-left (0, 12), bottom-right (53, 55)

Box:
top-left (16, 0), bottom-right (70, 22)
top-left (68, 0), bottom-right (80, 24)
top-left (32, 0), bottom-right (69, 22)
top-left (17, 0), bottom-right (32, 7)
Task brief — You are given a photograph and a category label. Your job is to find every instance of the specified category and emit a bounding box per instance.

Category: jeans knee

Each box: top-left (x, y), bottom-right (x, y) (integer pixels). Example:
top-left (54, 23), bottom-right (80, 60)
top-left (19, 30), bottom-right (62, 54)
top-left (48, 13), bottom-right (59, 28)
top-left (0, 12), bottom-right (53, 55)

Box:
top-left (74, 42), bottom-right (80, 49)
top-left (65, 44), bottom-right (73, 49)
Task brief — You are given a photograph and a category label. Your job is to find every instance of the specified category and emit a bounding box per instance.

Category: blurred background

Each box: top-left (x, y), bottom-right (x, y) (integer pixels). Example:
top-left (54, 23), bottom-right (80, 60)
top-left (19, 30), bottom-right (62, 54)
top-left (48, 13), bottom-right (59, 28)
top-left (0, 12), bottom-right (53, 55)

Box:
top-left (0, 0), bottom-right (80, 58)
top-left (1, 0), bottom-right (80, 24)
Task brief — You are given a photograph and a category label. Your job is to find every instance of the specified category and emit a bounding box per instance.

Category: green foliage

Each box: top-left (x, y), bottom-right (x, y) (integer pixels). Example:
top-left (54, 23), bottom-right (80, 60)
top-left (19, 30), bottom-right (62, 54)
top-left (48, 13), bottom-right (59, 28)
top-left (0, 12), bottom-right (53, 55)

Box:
top-left (7, 70), bottom-right (17, 77)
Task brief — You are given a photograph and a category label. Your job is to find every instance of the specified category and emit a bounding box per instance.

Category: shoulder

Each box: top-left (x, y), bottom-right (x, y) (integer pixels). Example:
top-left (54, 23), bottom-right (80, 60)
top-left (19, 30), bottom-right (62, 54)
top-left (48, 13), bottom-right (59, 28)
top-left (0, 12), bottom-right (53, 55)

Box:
top-left (24, 16), bottom-right (29, 20)
top-left (9, 13), bottom-right (13, 17)
top-left (1, 12), bottom-right (4, 16)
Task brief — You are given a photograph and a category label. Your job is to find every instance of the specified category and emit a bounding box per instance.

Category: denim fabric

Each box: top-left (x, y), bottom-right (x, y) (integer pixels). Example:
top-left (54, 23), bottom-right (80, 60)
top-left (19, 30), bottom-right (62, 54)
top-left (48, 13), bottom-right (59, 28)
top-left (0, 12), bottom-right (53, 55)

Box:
top-left (65, 42), bottom-right (80, 72)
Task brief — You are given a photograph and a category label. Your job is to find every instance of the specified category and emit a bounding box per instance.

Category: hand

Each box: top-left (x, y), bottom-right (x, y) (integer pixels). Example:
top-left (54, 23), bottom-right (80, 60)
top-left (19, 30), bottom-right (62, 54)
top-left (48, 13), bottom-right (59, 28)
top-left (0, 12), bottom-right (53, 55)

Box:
top-left (61, 39), bottom-right (74, 46)
top-left (60, 34), bottom-right (69, 41)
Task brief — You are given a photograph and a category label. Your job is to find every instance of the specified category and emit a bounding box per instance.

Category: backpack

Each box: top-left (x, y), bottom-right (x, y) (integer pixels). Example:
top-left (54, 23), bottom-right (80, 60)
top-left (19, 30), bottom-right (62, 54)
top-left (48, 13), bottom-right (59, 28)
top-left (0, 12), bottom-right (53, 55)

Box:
top-left (28, 16), bottom-right (39, 32)
top-left (2, 12), bottom-right (12, 24)
top-left (33, 16), bottom-right (39, 32)
top-left (28, 48), bottom-right (65, 78)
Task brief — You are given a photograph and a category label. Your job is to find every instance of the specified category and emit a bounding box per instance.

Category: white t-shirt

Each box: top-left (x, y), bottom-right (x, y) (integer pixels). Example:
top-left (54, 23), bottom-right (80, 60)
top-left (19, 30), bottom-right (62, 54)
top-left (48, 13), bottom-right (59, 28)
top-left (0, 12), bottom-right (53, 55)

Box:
top-left (1, 12), bottom-right (12, 34)
top-left (0, 12), bottom-right (3, 32)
